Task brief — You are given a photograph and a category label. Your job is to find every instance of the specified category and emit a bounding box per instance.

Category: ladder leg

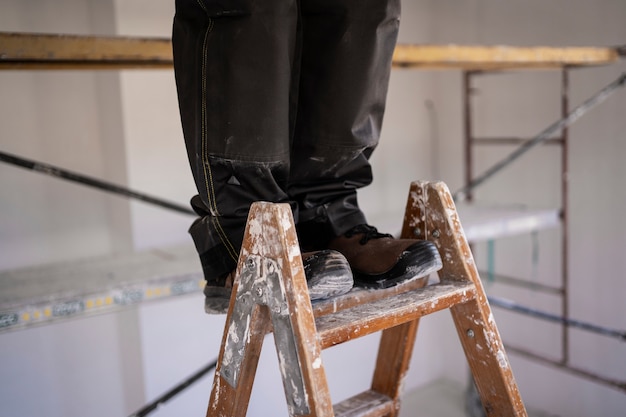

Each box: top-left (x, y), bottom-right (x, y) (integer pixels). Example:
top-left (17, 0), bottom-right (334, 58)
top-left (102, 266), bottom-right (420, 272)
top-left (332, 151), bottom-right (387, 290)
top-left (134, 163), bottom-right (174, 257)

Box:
top-left (207, 271), bottom-right (271, 417)
top-left (208, 202), bottom-right (335, 417)
top-left (450, 298), bottom-right (527, 415)
top-left (371, 320), bottom-right (419, 416)
top-left (409, 181), bottom-right (527, 416)
top-left (370, 190), bottom-right (430, 415)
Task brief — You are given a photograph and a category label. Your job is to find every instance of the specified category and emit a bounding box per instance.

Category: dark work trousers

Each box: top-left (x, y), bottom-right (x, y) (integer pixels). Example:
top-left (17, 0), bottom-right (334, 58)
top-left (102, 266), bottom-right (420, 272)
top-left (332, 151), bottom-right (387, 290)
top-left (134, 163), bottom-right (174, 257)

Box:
top-left (172, 0), bottom-right (401, 282)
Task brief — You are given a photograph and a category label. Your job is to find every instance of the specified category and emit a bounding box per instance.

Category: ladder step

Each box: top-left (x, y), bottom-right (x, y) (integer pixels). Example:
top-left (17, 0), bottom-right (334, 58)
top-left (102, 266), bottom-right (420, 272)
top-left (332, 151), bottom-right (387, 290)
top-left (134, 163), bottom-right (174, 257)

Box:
top-left (333, 390), bottom-right (394, 417)
top-left (317, 281), bottom-right (476, 349)
top-left (312, 275), bottom-right (430, 318)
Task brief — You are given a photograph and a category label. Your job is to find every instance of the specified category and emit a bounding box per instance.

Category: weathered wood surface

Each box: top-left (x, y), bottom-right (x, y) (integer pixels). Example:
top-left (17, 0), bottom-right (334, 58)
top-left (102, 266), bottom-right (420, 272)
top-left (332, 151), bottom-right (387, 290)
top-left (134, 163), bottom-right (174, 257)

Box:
top-left (371, 321), bottom-right (419, 415)
top-left (1, 32), bottom-right (620, 70)
top-left (410, 181), bottom-right (527, 416)
top-left (207, 181), bottom-right (527, 416)
top-left (316, 282), bottom-right (475, 349)
top-left (0, 32), bottom-right (172, 69)
top-left (393, 44), bottom-right (620, 70)
top-left (208, 202), bottom-right (333, 417)
top-left (311, 276), bottom-right (429, 317)
top-left (333, 390), bottom-right (394, 417)
top-left (366, 196), bottom-right (433, 417)
top-left (208, 302), bottom-right (271, 417)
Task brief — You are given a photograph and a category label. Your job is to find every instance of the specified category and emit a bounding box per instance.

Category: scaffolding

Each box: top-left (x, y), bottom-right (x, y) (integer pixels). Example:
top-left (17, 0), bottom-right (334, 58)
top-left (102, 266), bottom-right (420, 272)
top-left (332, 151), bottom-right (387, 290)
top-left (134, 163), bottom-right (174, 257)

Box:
top-left (1, 33), bottom-right (625, 405)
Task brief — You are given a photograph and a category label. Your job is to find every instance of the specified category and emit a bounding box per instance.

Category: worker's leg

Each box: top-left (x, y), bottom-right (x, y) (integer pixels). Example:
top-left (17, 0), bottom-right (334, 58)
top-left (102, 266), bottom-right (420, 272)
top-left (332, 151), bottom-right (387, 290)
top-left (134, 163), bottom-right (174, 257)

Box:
top-left (172, 0), bottom-right (353, 312)
top-left (173, 0), bottom-right (297, 280)
top-left (292, 0), bottom-right (442, 288)
top-left (290, 0), bottom-right (401, 236)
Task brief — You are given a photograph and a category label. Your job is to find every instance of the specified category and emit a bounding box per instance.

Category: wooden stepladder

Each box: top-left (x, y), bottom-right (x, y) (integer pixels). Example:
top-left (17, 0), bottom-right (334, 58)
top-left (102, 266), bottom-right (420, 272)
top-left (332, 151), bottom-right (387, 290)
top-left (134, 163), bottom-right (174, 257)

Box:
top-left (207, 181), bottom-right (527, 417)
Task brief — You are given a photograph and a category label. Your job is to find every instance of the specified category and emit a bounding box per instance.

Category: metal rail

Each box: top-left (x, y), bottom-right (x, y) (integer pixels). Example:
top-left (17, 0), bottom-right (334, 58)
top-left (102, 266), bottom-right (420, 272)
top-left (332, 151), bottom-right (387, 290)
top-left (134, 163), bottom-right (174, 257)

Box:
top-left (488, 296), bottom-right (626, 342)
top-left (505, 344), bottom-right (626, 393)
top-left (454, 72), bottom-right (626, 201)
top-left (128, 360), bottom-right (217, 417)
top-left (0, 150), bottom-right (195, 216)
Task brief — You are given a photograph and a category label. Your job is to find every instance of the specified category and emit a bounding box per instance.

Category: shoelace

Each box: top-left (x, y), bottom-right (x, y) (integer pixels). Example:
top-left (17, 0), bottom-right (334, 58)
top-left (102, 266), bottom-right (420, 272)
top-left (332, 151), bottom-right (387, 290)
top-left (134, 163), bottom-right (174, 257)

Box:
top-left (344, 224), bottom-right (393, 245)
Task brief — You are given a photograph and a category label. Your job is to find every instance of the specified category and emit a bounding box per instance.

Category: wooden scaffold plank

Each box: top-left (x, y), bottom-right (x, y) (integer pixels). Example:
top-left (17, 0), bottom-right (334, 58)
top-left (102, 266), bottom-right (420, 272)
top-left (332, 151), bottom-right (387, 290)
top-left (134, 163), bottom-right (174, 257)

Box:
top-left (0, 32), bottom-right (172, 70)
top-left (1, 32), bottom-right (621, 70)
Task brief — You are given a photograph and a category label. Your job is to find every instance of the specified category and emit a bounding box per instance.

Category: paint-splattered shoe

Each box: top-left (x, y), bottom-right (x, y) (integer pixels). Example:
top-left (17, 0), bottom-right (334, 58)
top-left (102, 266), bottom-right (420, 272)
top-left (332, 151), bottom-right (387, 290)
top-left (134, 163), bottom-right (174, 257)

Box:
top-left (204, 249), bottom-right (353, 314)
top-left (328, 224), bottom-right (442, 289)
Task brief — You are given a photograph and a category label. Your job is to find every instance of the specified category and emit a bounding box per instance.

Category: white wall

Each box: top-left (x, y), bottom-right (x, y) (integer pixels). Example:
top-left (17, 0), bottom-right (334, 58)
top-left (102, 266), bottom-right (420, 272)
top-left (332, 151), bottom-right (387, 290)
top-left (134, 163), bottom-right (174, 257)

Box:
top-left (0, 2), bottom-right (143, 417)
top-left (1, 1), bottom-right (625, 416)
top-left (0, 0), bottom-right (131, 270)
top-left (112, 0), bottom-right (196, 251)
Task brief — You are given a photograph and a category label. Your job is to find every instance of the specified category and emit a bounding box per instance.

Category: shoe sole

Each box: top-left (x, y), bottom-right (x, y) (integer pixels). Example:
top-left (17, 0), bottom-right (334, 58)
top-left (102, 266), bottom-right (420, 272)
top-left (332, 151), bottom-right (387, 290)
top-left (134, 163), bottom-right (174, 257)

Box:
top-left (204, 250), bottom-right (354, 314)
top-left (352, 240), bottom-right (443, 289)
top-left (204, 287), bottom-right (231, 314)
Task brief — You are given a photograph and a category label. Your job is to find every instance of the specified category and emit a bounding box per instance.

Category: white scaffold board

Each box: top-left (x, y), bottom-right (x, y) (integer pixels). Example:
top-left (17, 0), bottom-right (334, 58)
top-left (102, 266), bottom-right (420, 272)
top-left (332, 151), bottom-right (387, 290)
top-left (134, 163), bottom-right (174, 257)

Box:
top-left (0, 205), bottom-right (559, 333)
top-left (456, 203), bottom-right (561, 243)
top-left (0, 245), bottom-right (204, 333)
top-left (367, 204), bottom-right (559, 243)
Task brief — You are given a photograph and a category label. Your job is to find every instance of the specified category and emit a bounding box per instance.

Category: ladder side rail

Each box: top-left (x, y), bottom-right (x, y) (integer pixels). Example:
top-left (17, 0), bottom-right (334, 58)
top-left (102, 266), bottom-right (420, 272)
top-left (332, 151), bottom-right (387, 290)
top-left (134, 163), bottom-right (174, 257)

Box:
top-left (416, 181), bottom-right (527, 416)
top-left (208, 202), bottom-right (335, 417)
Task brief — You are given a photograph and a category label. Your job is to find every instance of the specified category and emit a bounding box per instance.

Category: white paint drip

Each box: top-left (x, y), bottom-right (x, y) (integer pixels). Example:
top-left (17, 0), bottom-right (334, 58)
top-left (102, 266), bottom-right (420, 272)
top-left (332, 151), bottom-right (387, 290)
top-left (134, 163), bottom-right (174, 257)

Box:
top-left (211, 376), bottom-right (221, 410)
top-left (227, 320), bottom-right (240, 344)
top-left (245, 314), bottom-right (252, 344)
top-left (496, 349), bottom-right (509, 369)
top-left (248, 217), bottom-right (262, 239)
top-left (222, 322), bottom-right (237, 367)
top-left (279, 209), bottom-right (293, 234)
top-left (312, 356), bottom-right (322, 369)
top-left (483, 328), bottom-right (495, 351)
top-left (247, 217), bottom-right (264, 254)
top-left (291, 378), bottom-right (301, 406)
top-left (288, 244), bottom-right (300, 262)
top-left (277, 350), bottom-right (288, 380)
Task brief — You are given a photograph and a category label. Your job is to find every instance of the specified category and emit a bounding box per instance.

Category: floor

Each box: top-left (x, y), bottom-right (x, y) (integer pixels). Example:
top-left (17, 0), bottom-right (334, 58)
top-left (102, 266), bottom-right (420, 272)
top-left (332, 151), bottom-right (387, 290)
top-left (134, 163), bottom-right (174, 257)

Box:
top-left (399, 379), bottom-right (558, 417)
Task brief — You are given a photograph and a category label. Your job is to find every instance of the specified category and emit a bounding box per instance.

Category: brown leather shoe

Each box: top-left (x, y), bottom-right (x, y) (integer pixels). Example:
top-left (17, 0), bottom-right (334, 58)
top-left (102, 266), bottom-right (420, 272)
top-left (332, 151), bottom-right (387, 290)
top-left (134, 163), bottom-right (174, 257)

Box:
top-left (204, 250), bottom-right (353, 314)
top-left (327, 224), bottom-right (442, 289)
